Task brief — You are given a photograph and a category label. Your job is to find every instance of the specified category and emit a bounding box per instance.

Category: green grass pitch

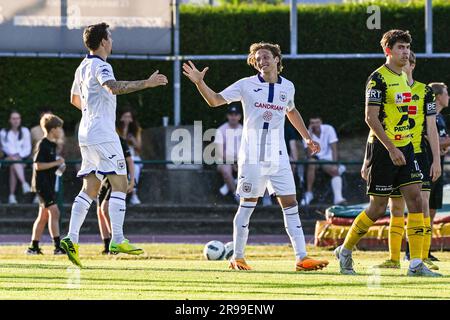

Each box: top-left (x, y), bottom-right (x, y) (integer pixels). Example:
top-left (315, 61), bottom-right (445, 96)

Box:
top-left (0, 244), bottom-right (449, 300)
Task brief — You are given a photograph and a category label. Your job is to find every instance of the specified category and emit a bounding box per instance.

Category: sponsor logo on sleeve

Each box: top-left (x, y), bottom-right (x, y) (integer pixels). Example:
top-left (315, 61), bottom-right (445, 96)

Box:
top-left (427, 102), bottom-right (436, 113)
top-left (366, 88), bottom-right (382, 102)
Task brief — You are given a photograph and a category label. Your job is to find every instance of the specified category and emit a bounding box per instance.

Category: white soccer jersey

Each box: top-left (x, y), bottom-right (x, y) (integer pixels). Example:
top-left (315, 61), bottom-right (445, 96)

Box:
top-left (219, 74), bottom-right (296, 166)
top-left (71, 54), bottom-right (119, 147)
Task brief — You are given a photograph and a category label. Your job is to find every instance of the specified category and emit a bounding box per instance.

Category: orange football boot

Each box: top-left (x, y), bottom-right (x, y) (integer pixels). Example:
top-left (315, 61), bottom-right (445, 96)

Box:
top-left (229, 258), bottom-right (253, 270)
top-left (296, 256), bottom-right (329, 271)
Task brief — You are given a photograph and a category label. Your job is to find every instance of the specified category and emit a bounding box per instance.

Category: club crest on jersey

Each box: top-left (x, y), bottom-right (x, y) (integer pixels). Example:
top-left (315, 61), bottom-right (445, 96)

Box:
top-left (263, 111), bottom-right (273, 122)
top-left (117, 159), bottom-right (126, 170)
top-left (279, 91), bottom-right (287, 102)
top-left (395, 92), bottom-right (411, 104)
top-left (242, 183), bottom-right (252, 193)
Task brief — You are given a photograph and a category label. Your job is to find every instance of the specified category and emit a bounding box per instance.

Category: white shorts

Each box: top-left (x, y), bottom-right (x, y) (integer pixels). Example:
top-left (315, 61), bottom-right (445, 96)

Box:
top-left (236, 162), bottom-right (296, 198)
top-left (77, 141), bottom-right (127, 179)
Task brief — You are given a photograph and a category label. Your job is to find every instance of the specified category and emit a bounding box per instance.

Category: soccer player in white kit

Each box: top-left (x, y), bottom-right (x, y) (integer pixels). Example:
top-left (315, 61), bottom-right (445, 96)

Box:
top-left (183, 42), bottom-right (329, 271)
top-left (61, 23), bottom-right (168, 267)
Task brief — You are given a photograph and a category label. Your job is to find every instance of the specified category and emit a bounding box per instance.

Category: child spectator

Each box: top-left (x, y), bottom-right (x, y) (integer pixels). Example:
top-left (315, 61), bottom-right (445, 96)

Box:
top-left (27, 114), bottom-right (65, 255)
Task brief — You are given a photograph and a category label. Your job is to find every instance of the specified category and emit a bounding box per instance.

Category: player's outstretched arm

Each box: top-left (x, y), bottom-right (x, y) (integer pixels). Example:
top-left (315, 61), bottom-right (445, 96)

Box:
top-left (182, 60), bottom-right (226, 107)
top-left (286, 108), bottom-right (320, 155)
top-left (103, 70), bottom-right (168, 95)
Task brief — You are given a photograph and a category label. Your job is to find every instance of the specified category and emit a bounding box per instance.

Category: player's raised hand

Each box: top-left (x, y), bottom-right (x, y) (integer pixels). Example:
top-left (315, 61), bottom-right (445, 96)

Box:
top-left (388, 147), bottom-right (406, 166)
top-left (147, 70), bottom-right (168, 88)
top-left (182, 60), bottom-right (209, 85)
top-left (305, 139), bottom-right (320, 155)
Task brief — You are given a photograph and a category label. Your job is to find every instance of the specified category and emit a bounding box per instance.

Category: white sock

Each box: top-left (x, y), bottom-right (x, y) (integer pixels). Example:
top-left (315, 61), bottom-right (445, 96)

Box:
top-left (233, 201), bottom-right (256, 259)
top-left (68, 191), bottom-right (93, 243)
top-left (282, 205), bottom-right (307, 260)
top-left (109, 191), bottom-right (127, 244)
top-left (331, 176), bottom-right (344, 203)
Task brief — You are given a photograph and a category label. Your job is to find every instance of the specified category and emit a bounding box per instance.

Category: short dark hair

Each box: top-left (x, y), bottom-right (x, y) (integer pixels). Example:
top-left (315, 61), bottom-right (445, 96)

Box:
top-left (429, 82), bottom-right (448, 96)
top-left (380, 29), bottom-right (412, 50)
top-left (40, 114), bottom-right (64, 134)
top-left (83, 22), bottom-right (109, 51)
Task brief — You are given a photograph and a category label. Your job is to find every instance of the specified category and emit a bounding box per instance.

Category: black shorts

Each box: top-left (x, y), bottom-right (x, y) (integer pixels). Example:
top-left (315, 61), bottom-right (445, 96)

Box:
top-left (429, 156), bottom-right (445, 210)
top-left (36, 188), bottom-right (57, 208)
top-left (98, 178), bottom-right (112, 204)
top-left (366, 141), bottom-right (421, 197)
top-left (390, 150), bottom-right (431, 197)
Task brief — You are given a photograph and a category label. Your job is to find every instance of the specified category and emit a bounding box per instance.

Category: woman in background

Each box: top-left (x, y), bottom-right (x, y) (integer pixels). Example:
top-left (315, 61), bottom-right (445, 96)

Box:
top-left (0, 110), bottom-right (32, 204)
top-left (118, 108), bottom-right (143, 205)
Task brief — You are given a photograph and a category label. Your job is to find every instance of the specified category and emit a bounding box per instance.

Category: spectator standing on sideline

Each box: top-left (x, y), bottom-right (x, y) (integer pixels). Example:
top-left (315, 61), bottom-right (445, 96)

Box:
top-left (0, 110), bottom-right (32, 204)
top-left (27, 114), bottom-right (66, 255)
top-left (302, 117), bottom-right (346, 205)
top-left (215, 104), bottom-right (243, 203)
top-left (117, 108), bottom-right (143, 205)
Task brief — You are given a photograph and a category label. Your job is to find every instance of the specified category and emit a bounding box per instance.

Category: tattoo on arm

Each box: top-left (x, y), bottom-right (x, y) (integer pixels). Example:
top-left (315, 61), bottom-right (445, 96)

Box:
top-left (103, 80), bottom-right (148, 95)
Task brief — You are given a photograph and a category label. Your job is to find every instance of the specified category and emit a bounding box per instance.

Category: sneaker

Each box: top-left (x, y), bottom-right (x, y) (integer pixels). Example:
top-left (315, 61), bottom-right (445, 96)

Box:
top-left (375, 259), bottom-right (401, 269)
top-left (60, 237), bottom-right (82, 268)
top-left (109, 239), bottom-right (144, 255)
top-left (334, 245), bottom-right (356, 275)
top-left (407, 262), bottom-right (442, 277)
top-left (334, 198), bottom-right (348, 205)
top-left (423, 258), bottom-right (439, 271)
top-left (8, 194), bottom-right (17, 204)
top-left (129, 193), bottom-right (141, 205)
top-left (22, 182), bottom-right (31, 194)
top-left (229, 258), bottom-right (252, 270)
top-left (53, 247), bottom-right (66, 255)
top-left (296, 256), bottom-right (329, 271)
top-left (301, 192), bottom-right (314, 206)
top-left (219, 183), bottom-right (229, 196)
top-left (25, 247), bottom-right (43, 255)
top-left (428, 253), bottom-right (440, 262)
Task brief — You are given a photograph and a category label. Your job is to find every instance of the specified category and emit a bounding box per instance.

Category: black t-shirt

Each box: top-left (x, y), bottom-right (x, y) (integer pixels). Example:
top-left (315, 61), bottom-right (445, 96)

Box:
top-left (32, 138), bottom-right (57, 192)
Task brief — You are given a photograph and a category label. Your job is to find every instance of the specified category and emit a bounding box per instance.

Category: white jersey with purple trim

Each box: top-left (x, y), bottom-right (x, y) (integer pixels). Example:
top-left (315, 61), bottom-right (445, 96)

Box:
top-left (219, 74), bottom-right (296, 167)
top-left (71, 54), bottom-right (120, 147)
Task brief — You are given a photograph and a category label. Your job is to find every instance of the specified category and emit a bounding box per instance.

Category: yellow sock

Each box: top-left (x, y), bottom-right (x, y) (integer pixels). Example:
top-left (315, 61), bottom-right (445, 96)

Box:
top-left (407, 213), bottom-right (424, 260)
top-left (343, 210), bottom-right (375, 251)
top-left (422, 216), bottom-right (432, 260)
top-left (389, 216), bottom-right (404, 262)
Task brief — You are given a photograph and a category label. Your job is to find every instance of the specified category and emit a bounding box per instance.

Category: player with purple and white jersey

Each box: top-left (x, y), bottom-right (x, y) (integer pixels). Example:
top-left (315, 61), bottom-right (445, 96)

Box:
top-left (61, 22), bottom-right (168, 268)
top-left (183, 42), bottom-right (329, 272)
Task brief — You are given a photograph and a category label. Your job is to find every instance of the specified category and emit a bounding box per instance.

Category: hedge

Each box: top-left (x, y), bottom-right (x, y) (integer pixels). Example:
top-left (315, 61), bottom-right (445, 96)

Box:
top-left (0, 1), bottom-right (449, 135)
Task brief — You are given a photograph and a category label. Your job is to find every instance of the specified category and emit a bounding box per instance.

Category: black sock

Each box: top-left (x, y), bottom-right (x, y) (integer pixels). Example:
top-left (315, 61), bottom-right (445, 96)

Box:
top-left (31, 240), bottom-right (39, 250)
top-left (104, 238), bottom-right (111, 251)
top-left (53, 236), bottom-right (61, 249)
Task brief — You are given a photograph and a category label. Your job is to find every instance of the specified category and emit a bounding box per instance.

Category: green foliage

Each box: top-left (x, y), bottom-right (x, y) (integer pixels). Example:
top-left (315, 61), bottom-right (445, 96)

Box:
top-left (0, 1), bottom-right (449, 135)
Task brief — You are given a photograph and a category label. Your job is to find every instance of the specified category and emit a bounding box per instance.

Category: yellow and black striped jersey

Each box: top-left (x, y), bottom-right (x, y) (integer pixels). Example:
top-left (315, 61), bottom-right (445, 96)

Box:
top-left (365, 64), bottom-right (412, 147)
top-left (408, 81), bottom-right (436, 153)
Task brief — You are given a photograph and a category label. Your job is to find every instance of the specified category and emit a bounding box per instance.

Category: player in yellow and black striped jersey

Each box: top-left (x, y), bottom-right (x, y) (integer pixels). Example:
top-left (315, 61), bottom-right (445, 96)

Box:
top-left (335, 30), bottom-right (441, 277)
top-left (371, 51), bottom-right (442, 271)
